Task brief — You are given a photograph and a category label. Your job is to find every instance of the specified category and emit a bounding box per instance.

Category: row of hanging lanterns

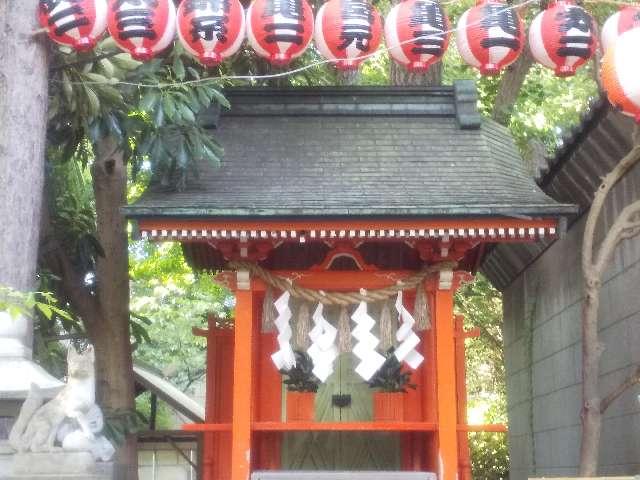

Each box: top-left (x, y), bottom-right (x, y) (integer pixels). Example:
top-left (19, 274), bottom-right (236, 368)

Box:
top-left (40, 0), bottom-right (640, 121)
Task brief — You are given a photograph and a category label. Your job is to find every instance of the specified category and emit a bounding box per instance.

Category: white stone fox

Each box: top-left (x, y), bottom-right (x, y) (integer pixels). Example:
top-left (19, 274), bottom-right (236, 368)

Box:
top-left (9, 345), bottom-right (115, 461)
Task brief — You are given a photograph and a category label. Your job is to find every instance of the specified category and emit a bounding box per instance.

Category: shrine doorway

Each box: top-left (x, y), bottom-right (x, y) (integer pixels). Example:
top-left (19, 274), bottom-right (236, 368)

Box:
top-left (282, 353), bottom-right (401, 470)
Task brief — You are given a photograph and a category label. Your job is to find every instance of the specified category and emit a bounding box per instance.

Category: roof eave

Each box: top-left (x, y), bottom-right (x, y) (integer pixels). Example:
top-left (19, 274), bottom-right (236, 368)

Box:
top-left (123, 204), bottom-right (578, 220)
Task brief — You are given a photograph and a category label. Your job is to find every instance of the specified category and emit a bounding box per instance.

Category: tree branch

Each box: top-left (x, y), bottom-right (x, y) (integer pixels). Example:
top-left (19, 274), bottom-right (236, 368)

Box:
top-left (583, 138), bottom-right (640, 273)
top-left (594, 198), bottom-right (640, 276)
top-left (600, 365), bottom-right (640, 413)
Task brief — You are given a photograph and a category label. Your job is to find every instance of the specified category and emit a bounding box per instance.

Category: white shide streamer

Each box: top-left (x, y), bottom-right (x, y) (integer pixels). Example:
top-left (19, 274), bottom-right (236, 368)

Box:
top-left (394, 291), bottom-right (425, 369)
top-left (351, 302), bottom-right (387, 381)
top-left (271, 291), bottom-right (296, 371)
top-left (307, 304), bottom-right (339, 382)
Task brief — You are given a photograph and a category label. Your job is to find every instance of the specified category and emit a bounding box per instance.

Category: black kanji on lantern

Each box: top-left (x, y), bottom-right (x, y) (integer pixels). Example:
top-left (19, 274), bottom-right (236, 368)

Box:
top-left (556, 6), bottom-right (593, 58)
top-left (40, 0), bottom-right (90, 36)
top-left (480, 4), bottom-right (521, 50)
top-left (263, 0), bottom-right (305, 45)
top-left (338, 0), bottom-right (374, 51)
top-left (185, 0), bottom-right (230, 43)
top-left (113, 0), bottom-right (159, 40)
top-left (409, 0), bottom-right (446, 56)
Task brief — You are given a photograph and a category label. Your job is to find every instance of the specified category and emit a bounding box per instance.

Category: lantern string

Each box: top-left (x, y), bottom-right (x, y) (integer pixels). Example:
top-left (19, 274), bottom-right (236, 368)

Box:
top-left (50, 0), bottom-right (538, 89)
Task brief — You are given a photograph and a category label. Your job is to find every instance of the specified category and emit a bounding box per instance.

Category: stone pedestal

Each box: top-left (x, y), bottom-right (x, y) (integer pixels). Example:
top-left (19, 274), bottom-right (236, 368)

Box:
top-left (5, 452), bottom-right (113, 480)
top-left (0, 313), bottom-right (62, 402)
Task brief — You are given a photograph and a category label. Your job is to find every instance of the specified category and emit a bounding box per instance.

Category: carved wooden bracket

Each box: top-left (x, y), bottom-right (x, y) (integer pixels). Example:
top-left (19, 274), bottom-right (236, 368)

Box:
top-left (311, 242), bottom-right (377, 271)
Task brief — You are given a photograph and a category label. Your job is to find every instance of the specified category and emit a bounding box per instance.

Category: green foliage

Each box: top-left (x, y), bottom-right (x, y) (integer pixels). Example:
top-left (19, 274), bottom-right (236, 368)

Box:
top-left (456, 275), bottom-right (505, 402)
top-left (130, 242), bottom-right (232, 389)
top-left (455, 275), bottom-right (508, 480)
top-left (47, 40), bottom-right (228, 192)
top-left (135, 391), bottom-right (175, 430)
top-left (281, 351), bottom-right (320, 393)
top-left (506, 65), bottom-right (598, 153)
top-left (367, 348), bottom-right (417, 393)
top-left (469, 431), bottom-right (510, 480)
top-left (0, 286), bottom-right (75, 325)
top-left (126, 53), bottom-right (227, 190)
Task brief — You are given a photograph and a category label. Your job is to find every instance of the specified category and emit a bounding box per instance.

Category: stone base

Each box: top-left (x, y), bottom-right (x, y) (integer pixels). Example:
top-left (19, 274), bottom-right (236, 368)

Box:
top-left (5, 475), bottom-right (109, 479)
top-left (6, 452), bottom-right (112, 479)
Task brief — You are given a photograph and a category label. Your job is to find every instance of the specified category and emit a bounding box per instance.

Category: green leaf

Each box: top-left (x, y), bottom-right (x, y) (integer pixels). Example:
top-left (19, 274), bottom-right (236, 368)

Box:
top-left (37, 304), bottom-right (53, 320)
top-left (177, 140), bottom-right (189, 169)
top-left (84, 87), bottom-right (101, 118)
top-left (154, 103), bottom-right (165, 127)
top-left (99, 58), bottom-right (115, 78)
top-left (162, 96), bottom-right (176, 121)
top-left (172, 56), bottom-right (186, 81)
top-left (178, 104), bottom-right (195, 124)
top-left (140, 90), bottom-right (160, 112)
top-left (208, 88), bottom-right (230, 109)
top-left (196, 87), bottom-right (211, 108)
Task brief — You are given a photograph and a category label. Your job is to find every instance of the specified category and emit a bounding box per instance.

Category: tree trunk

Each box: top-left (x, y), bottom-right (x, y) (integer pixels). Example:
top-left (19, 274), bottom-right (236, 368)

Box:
top-left (91, 136), bottom-right (137, 480)
top-left (389, 61), bottom-right (442, 87)
top-left (337, 69), bottom-right (360, 86)
top-left (492, 48), bottom-right (533, 124)
top-left (0, 0), bottom-right (63, 400)
top-left (579, 280), bottom-right (602, 477)
top-left (0, 0), bottom-right (49, 292)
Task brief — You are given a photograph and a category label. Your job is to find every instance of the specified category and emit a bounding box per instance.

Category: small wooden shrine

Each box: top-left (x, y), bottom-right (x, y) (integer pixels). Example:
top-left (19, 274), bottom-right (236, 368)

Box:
top-left (126, 83), bottom-right (576, 480)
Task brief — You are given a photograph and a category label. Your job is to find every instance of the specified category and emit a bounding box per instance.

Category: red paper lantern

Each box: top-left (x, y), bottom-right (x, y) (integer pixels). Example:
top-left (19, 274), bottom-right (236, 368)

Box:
top-left (177, 0), bottom-right (246, 66)
top-left (314, 0), bottom-right (383, 71)
top-left (601, 28), bottom-right (640, 123)
top-left (247, 0), bottom-right (314, 65)
top-left (107, 0), bottom-right (176, 61)
top-left (384, 0), bottom-right (450, 73)
top-left (455, 0), bottom-right (523, 76)
top-left (601, 6), bottom-right (640, 53)
top-left (38, 0), bottom-right (108, 52)
top-left (529, 0), bottom-right (596, 77)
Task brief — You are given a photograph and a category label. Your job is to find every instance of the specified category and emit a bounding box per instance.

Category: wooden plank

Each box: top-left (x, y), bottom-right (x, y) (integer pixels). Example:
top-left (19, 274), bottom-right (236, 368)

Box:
top-left (182, 423), bottom-right (232, 432)
top-left (435, 288), bottom-right (458, 480)
top-left (457, 424), bottom-right (507, 432)
top-left (182, 422), bottom-right (503, 433)
top-left (231, 287), bottom-right (255, 480)
top-left (254, 422), bottom-right (438, 432)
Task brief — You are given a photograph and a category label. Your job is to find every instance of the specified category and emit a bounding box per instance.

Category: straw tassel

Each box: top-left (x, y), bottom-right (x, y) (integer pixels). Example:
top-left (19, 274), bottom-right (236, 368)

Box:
top-left (379, 301), bottom-right (397, 351)
top-left (261, 286), bottom-right (277, 333)
top-left (338, 306), bottom-right (352, 353)
top-left (293, 301), bottom-right (311, 351)
top-left (414, 281), bottom-right (431, 331)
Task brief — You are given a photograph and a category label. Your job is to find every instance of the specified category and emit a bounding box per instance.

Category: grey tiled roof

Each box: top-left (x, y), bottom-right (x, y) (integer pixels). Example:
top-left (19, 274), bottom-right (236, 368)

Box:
top-left (127, 84), bottom-right (575, 219)
top-left (481, 100), bottom-right (637, 290)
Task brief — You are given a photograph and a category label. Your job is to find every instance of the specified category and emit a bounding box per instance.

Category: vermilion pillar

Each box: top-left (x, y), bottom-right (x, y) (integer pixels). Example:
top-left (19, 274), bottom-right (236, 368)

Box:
top-left (435, 280), bottom-right (458, 480)
top-left (231, 273), bottom-right (255, 480)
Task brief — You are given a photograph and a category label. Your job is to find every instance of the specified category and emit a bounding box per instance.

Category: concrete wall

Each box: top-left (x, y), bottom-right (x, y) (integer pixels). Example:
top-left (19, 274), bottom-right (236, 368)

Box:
top-left (502, 161), bottom-right (640, 479)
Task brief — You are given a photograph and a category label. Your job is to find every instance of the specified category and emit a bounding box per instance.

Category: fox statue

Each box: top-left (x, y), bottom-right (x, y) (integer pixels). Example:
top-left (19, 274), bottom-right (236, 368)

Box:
top-left (9, 345), bottom-right (115, 462)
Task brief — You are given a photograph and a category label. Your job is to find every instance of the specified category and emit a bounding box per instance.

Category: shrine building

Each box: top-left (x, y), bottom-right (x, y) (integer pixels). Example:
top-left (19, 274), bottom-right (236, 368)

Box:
top-left (126, 83), bottom-right (576, 480)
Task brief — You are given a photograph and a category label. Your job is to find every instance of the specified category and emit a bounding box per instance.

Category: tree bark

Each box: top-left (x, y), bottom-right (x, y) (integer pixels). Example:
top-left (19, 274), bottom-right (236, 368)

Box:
top-left (41, 138), bottom-right (138, 478)
top-left (0, 0), bottom-right (49, 292)
top-left (91, 136), bottom-right (137, 480)
top-left (492, 48), bottom-right (533, 125)
top-left (579, 132), bottom-right (640, 477)
top-left (337, 69), bottom-right (360, 86)
top-left (0, 0), bottom-right (63, 401)
top-left (389, 61), bottom-right (442, 87)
